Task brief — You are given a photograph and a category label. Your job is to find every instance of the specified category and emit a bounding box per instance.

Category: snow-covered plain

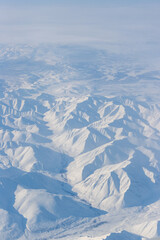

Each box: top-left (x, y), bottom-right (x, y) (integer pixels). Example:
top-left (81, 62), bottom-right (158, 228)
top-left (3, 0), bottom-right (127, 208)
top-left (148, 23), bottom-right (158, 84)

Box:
top-left (0, 44), bottom-right (160, 240)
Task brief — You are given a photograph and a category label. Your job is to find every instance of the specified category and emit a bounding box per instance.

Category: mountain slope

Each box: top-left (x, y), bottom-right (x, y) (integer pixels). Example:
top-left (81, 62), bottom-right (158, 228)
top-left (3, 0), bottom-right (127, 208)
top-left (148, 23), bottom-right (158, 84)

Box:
top-left (0, 45), bottom-right (160, 239)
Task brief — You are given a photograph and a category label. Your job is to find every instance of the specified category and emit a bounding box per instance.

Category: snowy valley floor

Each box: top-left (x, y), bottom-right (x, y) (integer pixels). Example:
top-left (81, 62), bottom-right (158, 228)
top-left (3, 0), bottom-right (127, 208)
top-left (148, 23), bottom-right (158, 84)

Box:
top-left (0, 45), bottom-right (160, 239)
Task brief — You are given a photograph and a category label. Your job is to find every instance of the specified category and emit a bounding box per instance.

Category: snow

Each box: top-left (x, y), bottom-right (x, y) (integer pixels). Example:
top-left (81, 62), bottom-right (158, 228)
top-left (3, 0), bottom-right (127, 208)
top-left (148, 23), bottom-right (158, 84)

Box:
top-left (0, 44), bottom-right (160, 239)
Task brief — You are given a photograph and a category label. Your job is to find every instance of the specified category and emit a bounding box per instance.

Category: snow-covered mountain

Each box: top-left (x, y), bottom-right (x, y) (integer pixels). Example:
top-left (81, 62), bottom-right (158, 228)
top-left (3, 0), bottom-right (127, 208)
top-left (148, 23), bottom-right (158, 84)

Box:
top-left (0, 45), bottom-right (160, 239)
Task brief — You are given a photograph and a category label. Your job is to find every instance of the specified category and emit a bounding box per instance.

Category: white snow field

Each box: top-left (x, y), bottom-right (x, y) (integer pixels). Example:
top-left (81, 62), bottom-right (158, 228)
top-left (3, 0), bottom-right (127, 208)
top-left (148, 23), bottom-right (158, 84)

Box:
top-left (0, 45), bottom-right (160, 240)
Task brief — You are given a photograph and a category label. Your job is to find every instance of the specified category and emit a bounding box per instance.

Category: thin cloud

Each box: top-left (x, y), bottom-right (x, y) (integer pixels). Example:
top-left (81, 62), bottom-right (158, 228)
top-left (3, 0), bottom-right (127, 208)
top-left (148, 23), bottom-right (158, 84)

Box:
top-left (0, 1), bottom-right (159, 58)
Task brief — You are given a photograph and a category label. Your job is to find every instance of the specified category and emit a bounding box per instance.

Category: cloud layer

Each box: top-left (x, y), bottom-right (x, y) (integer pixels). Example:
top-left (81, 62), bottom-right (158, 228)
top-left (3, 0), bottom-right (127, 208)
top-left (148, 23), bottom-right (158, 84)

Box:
top-left (0, 1), bottom-right (160, 56)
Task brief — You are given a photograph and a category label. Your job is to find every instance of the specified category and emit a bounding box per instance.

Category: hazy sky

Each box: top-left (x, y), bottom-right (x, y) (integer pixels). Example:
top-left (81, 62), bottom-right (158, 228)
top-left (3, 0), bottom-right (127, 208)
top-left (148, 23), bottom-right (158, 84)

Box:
top-left (0, 0), bottom-right (160, 55)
